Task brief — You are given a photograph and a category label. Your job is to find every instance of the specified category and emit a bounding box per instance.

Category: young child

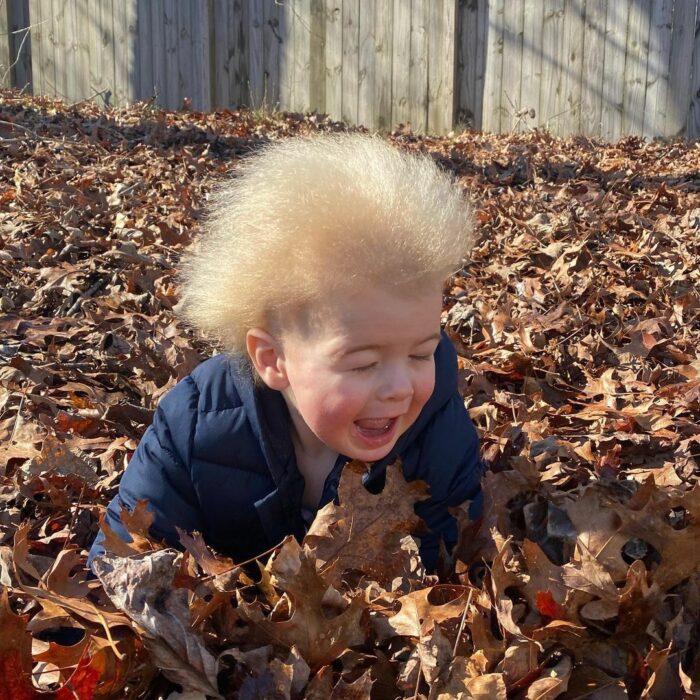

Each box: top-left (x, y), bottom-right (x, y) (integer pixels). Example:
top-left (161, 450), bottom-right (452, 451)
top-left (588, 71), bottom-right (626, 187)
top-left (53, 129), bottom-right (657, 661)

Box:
top-left (88, 132), bottom-right (484, 573)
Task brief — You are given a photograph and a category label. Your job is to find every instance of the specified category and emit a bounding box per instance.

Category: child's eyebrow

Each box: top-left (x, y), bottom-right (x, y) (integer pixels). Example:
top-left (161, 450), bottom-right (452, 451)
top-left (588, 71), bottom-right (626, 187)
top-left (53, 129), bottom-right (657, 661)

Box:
top-left (339, 333), bottom-right (441, 357)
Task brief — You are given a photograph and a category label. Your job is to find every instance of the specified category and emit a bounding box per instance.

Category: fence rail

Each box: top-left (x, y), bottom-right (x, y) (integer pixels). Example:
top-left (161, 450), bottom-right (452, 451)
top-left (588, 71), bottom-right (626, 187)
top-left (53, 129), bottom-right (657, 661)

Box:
top-left (2, 0), bottom-right (700, 139)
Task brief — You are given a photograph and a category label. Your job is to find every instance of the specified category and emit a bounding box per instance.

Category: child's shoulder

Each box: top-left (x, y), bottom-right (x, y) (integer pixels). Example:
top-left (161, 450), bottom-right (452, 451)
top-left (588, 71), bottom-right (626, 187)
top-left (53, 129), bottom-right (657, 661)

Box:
top-left (433, 329), bottom-right (458, 396)
top-left (159, 353), bottom-right (251, 415)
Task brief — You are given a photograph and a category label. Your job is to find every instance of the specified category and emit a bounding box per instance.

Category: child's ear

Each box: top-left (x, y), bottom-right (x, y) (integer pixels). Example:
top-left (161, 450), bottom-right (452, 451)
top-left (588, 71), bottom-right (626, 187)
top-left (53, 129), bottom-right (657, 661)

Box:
top-left (245, 328), bottom-right (290, 391)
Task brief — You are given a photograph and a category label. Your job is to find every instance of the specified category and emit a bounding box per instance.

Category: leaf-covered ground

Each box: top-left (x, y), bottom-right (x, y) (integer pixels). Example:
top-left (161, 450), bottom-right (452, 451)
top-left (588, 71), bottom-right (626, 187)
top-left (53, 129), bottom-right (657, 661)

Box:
top-left (1, 89), bottom-right (699, 699)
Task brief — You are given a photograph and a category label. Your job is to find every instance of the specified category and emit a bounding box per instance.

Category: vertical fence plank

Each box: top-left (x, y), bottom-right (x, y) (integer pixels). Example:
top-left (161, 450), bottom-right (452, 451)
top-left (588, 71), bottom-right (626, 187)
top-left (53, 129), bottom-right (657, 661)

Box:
top-left (324, 0), bottom-right (342, 120)
top-left (87, 0), bottom-right (101, 100)
top-left (622, 0), bottom-right (651, 136)
top-left (457, 0), bottom-right (484, 129)
top-left (294, 0), bottom-right (311, 112)
top-left (642, 0), bottom-right (673, 139)
top-left (239, 0), bottom-right (251, 107)
top-left (358, 0), bottom-right (376, 128)
top-left (3, 0), bottom-right (32, 91)
top-left (500, 0), bottom-right (523, 131)
top-left (1, 1), bottom-right (13, 88)
top-left (176, 0), bottom-right (192, 107)
top-left (46, 0), bottom-right (58, 96)
top-left (101, 0), bottom-right (117, 106)
top-left (600, 0), bottom-right (629, 141)
top-left (53, 0), bottom-right (67, 99)
top-left (409, 0), bottom-right (429, 132)
top-left (666, 0), bottom-right (697, 137)
top-left (560, 0), bottom-right (585, 134)
top-left (427, 0), bottom-right (456, 134)
top-left (149, 0), bottom-right (166, 105)
top-left (278, 0), bottom-right (294, 110)
top-left (15, 0), bottom-right (32, 90)
top-left (209, 0), bottom-right (227, 107)
top-left (441, 0), bottom-right (458, 133)
top-left (341, 0), bottom-right (358, 124)
top-left (248, 0), bottom-right (264, 107)
top-left (191, 0), bottom-right (211, 110)
top-left (426, 0), bottom-right (441, 134)
top-left (580, 0), bottom-right (607, 137)
top-left (472, 0), bottom-right (488, 129)
top-left (76, 0), bottom-right (91, 100)
top-left (393, 0), bottom-right (411, 128)
top-left (263, 0), bottom-right (281, 110)
top-left (519, 0), bottom-right (544, 131)
top-left (65, 0), bottom-right (78, 100)
top-left (309, 0), bottom-right (325, 114)
top-left (689, 1), bottom-right (700, 139)
top-left (125, 0), bottom-right (137, 103)
top-left (161, 0), bottom-right (177, 107)
top-left (213, 0), bottom-right (236, 108)
top-left (373, 0), bottom-right (391, 130)
top-left (481, 0), bottom-right (504, 133)
top-left (539, 0), bottom-right (566, 134)
top-left (137, 0), bottom-right (153, 99)
top-left (28, 0), bottom-right (44, 95)
top-left (114, 0), bottom-right (128, 104)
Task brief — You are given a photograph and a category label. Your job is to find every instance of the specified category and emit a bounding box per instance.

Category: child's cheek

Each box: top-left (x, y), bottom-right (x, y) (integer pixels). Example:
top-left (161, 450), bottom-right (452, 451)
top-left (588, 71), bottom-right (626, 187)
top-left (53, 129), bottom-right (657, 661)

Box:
top-left (415, 367), bottom-right (437, 409)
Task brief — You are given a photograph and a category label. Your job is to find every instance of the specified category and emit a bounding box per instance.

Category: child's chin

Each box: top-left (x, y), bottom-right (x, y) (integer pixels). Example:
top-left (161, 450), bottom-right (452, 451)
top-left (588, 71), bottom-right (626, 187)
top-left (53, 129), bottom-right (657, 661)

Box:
top-left (345, 442), bottom-right (394, 463)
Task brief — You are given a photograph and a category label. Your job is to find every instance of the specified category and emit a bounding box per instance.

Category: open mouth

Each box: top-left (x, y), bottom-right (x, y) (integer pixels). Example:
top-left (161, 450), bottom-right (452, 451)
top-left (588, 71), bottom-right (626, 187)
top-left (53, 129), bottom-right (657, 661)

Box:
top-left (353, 416), bottom-right (399, 446)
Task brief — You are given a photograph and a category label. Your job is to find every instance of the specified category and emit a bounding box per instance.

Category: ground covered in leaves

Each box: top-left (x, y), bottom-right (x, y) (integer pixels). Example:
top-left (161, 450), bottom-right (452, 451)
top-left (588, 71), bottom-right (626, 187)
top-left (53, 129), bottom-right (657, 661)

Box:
top-left (1, 89), bottom-right (699, 699)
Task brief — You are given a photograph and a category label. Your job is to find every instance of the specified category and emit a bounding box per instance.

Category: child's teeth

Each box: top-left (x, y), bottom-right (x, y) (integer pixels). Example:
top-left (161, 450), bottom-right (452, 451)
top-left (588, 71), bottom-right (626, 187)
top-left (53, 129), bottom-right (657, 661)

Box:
top-left (357, 418), bottom-right (391, 430)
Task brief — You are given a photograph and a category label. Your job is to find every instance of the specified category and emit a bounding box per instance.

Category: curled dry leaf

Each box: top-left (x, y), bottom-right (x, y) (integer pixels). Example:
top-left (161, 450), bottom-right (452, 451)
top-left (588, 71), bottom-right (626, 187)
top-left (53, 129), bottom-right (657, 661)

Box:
top-left (93, 549), bottom-right (221, 698)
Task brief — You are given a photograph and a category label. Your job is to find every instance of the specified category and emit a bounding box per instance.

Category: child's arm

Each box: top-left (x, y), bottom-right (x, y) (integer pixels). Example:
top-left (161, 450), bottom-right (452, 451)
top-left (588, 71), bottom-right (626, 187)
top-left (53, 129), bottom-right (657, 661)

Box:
top-left (87, 377), bottom-right (204, 570)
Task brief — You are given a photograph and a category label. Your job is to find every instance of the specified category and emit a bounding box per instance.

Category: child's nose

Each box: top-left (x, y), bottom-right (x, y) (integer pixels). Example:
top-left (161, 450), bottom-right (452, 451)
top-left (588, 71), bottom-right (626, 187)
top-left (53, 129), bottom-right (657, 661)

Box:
top-left (377, 363), bottom-right (413, 403)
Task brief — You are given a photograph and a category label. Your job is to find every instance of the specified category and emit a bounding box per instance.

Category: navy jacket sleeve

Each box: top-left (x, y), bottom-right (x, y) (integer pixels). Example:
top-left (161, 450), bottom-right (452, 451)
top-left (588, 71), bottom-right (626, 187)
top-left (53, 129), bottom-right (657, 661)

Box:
top-left (412, 390), bottom-right (485, 571)
top-left (87, 376), bottom-right (203, 571)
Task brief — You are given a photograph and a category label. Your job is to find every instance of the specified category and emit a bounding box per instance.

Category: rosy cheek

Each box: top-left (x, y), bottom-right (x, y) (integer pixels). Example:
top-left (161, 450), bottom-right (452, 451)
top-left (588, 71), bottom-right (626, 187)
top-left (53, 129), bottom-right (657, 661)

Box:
top-left (418, 374), bottom-right (436, 405)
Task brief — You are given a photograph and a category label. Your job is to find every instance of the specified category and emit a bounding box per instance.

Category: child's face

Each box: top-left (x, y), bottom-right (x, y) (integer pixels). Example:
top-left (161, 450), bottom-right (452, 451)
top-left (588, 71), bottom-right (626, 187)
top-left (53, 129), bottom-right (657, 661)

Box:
top-left (277, 284), bottom-right (443, 462)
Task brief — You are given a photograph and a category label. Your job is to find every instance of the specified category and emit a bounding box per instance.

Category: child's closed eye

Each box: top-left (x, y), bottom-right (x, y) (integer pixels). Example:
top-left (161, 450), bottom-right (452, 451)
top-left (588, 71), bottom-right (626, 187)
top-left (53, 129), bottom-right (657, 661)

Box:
top-left (351, 362), bottom-right (378, 372)
top-left (351, 355), bottom-right (432, 372)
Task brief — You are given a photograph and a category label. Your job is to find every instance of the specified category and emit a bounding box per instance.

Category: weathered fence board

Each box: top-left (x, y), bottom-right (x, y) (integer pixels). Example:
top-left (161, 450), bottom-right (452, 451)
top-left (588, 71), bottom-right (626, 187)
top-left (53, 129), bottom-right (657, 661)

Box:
top-left (3, 0), bottom-right (700, 139)
top-left (519, 0), bottom-right (544, 131)
top-left (500, 0), bottom-right (522, 131)
top-left (623, 0), bottom-right (652, 136)
top-left (580, 0), bottom-right (607, 137)
top-left (308, 0), bottom-right (325, 114)
top-left (1, 0), bottom-right (31, 89)
top-left (600, 0), bottom-right (629, 140)
top-left (392, 0), bottom-right (410, 127)
top-left (643, 0), bottom-right (673, 138)
top-left (690, 3), bottom-right (700, 136)
top-left (666, 0), bottom-right (698, 137)
top-left (373, 1), bottom-right (390, 131)
top-left (0, 3), bottom-right (10, 86)
top-left (357, 0), bottom-right (376, 129)
top-left (540, 0), bottom-right (567, 132)
top-left (457, 0), bottom-right (487, 128)
top-left (481, 0), bottom-right (504, 133)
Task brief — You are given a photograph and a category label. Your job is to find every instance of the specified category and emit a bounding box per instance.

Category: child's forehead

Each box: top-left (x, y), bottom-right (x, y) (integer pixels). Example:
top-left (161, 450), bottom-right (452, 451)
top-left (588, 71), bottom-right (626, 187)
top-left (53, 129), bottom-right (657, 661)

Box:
top-left (278, 284), bottom-right (443, 345)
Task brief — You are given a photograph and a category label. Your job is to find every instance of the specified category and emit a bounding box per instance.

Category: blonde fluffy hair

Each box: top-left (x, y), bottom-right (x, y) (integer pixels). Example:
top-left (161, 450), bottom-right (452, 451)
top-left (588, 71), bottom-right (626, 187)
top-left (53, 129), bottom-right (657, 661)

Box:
top-left (176, 131), bottom-right (474, 357)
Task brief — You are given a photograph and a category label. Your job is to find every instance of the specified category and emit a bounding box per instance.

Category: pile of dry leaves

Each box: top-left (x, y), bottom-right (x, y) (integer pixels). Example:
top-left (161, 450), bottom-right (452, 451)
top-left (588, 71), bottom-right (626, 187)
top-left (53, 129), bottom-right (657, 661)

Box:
top-left (0, 89), bottom-right (699, 699)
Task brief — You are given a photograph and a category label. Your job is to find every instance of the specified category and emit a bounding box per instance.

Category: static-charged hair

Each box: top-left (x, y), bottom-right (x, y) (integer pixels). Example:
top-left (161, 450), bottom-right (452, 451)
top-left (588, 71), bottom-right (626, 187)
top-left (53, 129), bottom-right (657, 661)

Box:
top-left (176, 131), bottom-right (474, 356)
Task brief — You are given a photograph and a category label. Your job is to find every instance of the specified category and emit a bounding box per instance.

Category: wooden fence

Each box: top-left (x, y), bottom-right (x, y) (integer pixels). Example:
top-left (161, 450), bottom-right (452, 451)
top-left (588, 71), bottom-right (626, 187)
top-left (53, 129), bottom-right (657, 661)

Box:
top-left (2, 0), bottom-right (700, 139)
